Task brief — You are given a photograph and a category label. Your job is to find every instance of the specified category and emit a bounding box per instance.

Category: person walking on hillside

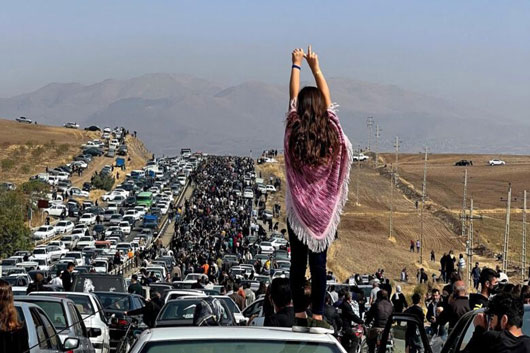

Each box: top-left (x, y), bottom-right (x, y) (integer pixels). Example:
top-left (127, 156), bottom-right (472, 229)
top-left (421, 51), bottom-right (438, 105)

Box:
top-left (285, 46), bottom-right (352, 333)
top-left (416, 239), bottom-right (421, 253)
top-left (410, 240), bottom-right (415, 252)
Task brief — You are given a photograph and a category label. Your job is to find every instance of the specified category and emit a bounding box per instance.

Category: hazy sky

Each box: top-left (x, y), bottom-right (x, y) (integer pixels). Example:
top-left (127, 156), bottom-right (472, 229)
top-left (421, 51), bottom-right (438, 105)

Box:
top-left (1, 1), bottom-right (529, 120)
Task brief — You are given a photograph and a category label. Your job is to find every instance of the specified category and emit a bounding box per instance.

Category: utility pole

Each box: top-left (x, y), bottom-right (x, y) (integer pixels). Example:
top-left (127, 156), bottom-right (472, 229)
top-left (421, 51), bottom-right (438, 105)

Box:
top-left (394, 136), bottom-right (400, 182)
top-left (366, 117), bottom-right (374, 151)
top-left (389, 164), bottom-right (394, 240)
top-left (356, 144), bottom-right (361, 206)
top-left (419, 147), bottom-right (428, 264)
top-left (374, 124), bottom-right (381, 168)
top-left (523, 190), bottom-right (527, 282)
top-left (461, 169), bottom-right (468, 238)
top-left (466, 199), bottom-right (474, 287)
top-left (502, 184), bottom-right (512, 273)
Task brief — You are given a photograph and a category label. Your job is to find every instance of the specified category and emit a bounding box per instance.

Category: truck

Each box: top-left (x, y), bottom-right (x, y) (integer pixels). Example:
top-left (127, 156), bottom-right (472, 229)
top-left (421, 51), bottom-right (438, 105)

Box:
top-left (142, 214), bottom-right (159, 234)
top-left (115, 157), bottom-right (125, 168)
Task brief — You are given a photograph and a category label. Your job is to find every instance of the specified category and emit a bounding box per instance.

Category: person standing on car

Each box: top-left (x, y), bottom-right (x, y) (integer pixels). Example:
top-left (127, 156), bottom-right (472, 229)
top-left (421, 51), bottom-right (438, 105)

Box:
top-left (0, 279), bottom-right (30, 353)
top-left (61, 262), bottom-right (75, 291)
top-left (465, 291), bottom-right (530, 353)
top-left (286, 46), bottom-right (352, 333)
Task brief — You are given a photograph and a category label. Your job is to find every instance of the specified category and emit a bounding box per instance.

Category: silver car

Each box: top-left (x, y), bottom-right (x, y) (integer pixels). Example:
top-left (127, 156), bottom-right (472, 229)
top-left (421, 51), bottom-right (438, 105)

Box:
top-left (14, 301), bottom-right (82, 353)
top-left (17, 296), bottom-right (96, 353)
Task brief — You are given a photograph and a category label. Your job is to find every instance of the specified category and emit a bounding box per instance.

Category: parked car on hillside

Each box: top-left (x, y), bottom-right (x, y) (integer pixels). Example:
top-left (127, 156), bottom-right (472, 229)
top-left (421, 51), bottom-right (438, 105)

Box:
top-left (489, 159), bottom-right (506, 166)
top-left (16, 116), bottom-right (32, 123)
top-left (64, 122), bottom-right (80, 129)
top-left (55, 220), bottom-right (75, 234)
top-left (455, 159), bottom-right (473, 166)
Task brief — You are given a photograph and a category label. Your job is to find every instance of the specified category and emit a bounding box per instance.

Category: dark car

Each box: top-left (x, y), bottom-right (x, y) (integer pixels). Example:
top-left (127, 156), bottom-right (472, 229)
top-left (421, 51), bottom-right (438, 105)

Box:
top-left (155, 297), bottom-right (235, 327)
top-left (82, 182), bottom-right (93, 192)
top-left (93, 291), bottom-right (145, 352)
top-left (84, 147), bottom-right (104, 156)
top-left (439, 305), bottom-right (530, 353)
top-left (85, 125), bottom-right (101, 131)
top-left (72, 273), bottom-right (127, 293)
top-left (93, 224), bottom-right (105, 236)
top-left (124, 196), bottom-right (136, 207)
top-left (455, 160), bottom-right (473, 166)
top-left (84, 206), bottom-right (105, 216)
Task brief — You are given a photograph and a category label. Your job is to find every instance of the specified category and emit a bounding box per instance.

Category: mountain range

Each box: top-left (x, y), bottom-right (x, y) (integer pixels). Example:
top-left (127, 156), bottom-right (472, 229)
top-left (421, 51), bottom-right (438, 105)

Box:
top-left (1, 73), bottom-right (528, 155)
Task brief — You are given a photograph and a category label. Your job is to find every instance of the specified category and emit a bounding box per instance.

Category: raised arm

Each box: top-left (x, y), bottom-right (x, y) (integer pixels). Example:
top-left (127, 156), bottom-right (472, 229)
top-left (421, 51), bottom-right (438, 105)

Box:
top-left (290, 48), bottom-right (304, 104)
top-left (305, 45), bottom-right (332, 107)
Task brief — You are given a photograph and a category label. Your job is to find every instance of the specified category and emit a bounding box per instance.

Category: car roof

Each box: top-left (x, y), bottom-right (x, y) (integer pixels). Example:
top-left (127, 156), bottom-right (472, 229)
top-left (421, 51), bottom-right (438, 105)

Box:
top-left (140, 326), bottom-right (337, 342)
top-left (16, 295), bottom-right (71, 304)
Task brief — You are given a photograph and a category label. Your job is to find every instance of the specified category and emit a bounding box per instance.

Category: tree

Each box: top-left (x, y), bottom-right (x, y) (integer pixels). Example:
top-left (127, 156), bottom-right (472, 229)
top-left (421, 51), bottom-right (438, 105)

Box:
top-left (0, 190), bottom-right (33, 258)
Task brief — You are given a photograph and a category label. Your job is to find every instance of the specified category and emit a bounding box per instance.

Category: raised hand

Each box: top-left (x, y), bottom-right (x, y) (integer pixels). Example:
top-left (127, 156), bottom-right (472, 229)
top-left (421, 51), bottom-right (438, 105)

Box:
top-left (304, 45), bottom-right (320, 73)
top-left (292, 48), bottom-right (305, 66)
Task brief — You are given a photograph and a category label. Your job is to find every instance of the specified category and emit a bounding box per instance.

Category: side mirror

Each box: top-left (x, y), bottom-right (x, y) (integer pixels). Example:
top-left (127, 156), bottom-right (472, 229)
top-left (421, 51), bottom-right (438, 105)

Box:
top-left (377, 313), bottom-right (433, 353)
top-left (63, 337), bottom-right (80, 351)
top-left (88, 328), bottom-right (102, 337)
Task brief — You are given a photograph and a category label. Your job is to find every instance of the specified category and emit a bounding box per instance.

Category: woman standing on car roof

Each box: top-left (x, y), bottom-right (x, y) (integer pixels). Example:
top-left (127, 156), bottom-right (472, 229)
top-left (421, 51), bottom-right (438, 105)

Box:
top-left (0, 279), bottom-right (30, 353)
top-left (285, 46), bottom-right (352, 333)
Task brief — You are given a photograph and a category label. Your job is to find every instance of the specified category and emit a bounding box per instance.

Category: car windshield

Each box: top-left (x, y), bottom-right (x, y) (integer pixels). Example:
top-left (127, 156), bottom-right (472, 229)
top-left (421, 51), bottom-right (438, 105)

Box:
top-left (159, 299), bottom-right (201, 321)
top-left (37, 227), bottom-right (48, 232)
top-left (94, 293), bottom-right (130, 311)
top-left (80, 237), bottom-right (92, 241)
top-left (217, 297), bottom-right (240, 314)
top-left (33, 249), bottom-right (46, 254)
top-left (140, 340), bottom-right (340, 353)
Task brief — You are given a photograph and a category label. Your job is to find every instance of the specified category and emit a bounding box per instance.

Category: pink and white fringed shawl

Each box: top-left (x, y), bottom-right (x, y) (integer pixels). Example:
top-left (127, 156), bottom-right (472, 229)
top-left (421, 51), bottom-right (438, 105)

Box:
top-left (284, 103), bottom-right (353, 253)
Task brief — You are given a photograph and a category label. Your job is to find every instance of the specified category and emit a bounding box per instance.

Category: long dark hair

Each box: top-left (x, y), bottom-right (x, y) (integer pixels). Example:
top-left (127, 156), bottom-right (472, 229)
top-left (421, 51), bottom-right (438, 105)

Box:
top-left (288, 87), bottom-right (340, 167)
top-left (0, 279), bottom-right (22, 331)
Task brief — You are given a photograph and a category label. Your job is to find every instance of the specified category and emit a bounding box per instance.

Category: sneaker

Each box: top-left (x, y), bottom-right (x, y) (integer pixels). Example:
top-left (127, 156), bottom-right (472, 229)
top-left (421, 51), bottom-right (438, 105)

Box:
top-left (292, 317), bottom-right (310, 333)
top-left (308, 317), bottom-right (334, 334)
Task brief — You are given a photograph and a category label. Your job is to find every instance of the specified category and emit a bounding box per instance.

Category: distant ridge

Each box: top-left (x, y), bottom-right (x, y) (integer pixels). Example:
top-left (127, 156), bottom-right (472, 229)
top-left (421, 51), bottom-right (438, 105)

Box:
top-left (1, 73), bottom-right (529, 155)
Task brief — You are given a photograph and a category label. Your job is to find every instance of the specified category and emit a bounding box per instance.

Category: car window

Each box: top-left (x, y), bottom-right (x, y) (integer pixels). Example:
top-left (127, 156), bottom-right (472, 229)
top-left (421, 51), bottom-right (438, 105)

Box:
top-left (69, 303), bottom-right (86, 337)
top-left (31, 301), bottom-right (68, 330)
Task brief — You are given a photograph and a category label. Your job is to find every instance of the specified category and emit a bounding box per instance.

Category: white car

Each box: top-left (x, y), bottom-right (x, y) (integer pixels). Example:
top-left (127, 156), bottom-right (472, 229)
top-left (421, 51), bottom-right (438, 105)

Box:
top-left (48, 241), bottom-right (69, 256)
top-left (61, 235), bottom-right (79, 250)
top-left (124, 209), bottom-right (142, 221)
top-left (54, 220), bottom-right (75, 234)
top-left (257, 183), bottom-right (267, 193)
top-left (101, 191), bottom-right (126, 202)
top-left (118, 221), bottom-right (131, 235)
top-left (68, 187), bottom-right (90, 198)
top-left (489, 159), bottom-right (506, 166)
top-left (352, 153), bottom-right (369, 161)
top-left (113, 188), bottom-right (129, 197)
top-left (52, 171), bottom-right (70, 181)
top-left (93, 259), bottom-right (109, 273)
top-left (34, 258), bottom-right (51, 271)
top-left (265, 185), bottom-right (276, 193)
top-left (67, 251), bottom-right (85, 266)
top-left (76, 236), bottom-right (95, 250)
top-left (270, 238), bottom-right (288, 250)
top-left (134, 206), bottom-right (147, 217)
top-left (16, 116), bottom-right (32, 124)
top-left (64, 122), bottom-right (80, 129)
top-left (79, 213), bottom-right (96, 225)
top-left (103, 127), bottom-right (112, 133)
top-left (45, 245), bottom-right (64, 261)
top-left (259, 241), bottom-right (274, 255)
top-left (243, 189), bottom-right (254, 199)
top-left (33, 225), bottom-right (56, 240)
top-left (31, 247), bottom-right (53, 262)
top-left (105, 226), bottom-right (121, 237)
top-left (72, 160), bottom-right (88, 169)
top-left (43, 204), bottom-right (68, 217)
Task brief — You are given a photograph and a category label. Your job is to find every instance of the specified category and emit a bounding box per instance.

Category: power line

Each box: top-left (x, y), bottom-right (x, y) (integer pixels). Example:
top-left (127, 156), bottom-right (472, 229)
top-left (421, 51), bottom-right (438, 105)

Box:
top-left (366, 117), bottom-right (374, 151)
top-left (502, 183), bottom-right (512, 273)
top-left (419, 147), bottom-right (428, 264)
top-left (523, 190), bottom-right (527, 282)
top-left (461, 169), bottom-right (468, 238)
top-left (374, 124), bottom-right (381, 168)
